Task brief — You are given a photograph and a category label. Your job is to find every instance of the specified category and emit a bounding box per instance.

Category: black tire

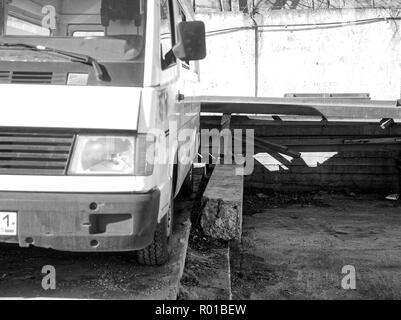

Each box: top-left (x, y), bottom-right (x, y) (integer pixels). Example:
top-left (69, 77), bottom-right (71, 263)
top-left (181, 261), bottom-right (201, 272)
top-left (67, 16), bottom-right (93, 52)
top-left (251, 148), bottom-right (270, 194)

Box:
top-left (137, 188), bottom-right (173, 266)
top-left (179, 165), bottom-right (194, 197)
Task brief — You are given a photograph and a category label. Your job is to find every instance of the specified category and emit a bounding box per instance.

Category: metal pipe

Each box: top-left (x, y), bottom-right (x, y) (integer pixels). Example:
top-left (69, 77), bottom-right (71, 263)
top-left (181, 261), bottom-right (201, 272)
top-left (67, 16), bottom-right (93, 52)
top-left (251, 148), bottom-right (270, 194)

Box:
top-left (0, 0), bottom-right (5, 36)
top-left (254, 22), bottom-right (259, 97)
top-left (250, 0), bottom-right (259, 97)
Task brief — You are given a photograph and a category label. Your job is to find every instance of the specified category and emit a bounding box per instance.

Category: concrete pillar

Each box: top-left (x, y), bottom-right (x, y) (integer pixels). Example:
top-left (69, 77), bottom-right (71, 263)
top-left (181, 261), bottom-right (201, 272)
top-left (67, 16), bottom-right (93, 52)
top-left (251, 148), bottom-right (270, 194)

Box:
top-left (232, 0), bottom-right (240, 11)
top-left (0, 1), bottom-right (5, 35)
top-left (201, 165), bottom-right (243, 241)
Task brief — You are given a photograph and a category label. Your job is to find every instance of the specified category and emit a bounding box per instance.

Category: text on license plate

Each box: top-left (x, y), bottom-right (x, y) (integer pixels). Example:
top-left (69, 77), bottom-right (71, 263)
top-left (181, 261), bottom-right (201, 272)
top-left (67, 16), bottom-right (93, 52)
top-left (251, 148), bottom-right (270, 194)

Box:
top-left (0, 212), bottom-right (17, 236)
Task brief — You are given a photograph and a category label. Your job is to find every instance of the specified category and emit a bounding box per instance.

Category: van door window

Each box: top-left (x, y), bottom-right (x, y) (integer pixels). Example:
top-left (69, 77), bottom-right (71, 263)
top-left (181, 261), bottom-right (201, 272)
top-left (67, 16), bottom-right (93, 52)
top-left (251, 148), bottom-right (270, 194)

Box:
top-left (1, 0), bottom-right (147, 62)
top-left (160, 0), bottom-right (175, 70)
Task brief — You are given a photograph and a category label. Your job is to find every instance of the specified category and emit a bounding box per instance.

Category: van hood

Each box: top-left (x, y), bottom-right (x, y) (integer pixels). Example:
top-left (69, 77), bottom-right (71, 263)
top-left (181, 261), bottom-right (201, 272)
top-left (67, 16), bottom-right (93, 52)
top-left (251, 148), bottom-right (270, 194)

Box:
top-left (0, 84), bottom-right (141, 131)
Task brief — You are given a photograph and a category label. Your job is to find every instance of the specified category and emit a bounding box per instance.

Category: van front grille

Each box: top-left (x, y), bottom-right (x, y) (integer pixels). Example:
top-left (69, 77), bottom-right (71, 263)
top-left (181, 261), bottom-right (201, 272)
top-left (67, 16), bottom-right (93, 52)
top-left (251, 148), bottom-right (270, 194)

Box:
top-left (0, 71), bottom-right (10, 82)
top-left (0, 130), bottom-right (75, 175)
top-left (11, 71), bottom-right (53, 84)
top-left (0, 71), bottom-right (67, 85)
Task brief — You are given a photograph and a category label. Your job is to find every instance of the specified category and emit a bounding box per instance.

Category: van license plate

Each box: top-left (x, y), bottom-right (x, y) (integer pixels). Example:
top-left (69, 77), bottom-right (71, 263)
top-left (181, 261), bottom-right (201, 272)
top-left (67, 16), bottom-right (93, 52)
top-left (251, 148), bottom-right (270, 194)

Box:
top-left (0, 212), bottom-right (17, 236)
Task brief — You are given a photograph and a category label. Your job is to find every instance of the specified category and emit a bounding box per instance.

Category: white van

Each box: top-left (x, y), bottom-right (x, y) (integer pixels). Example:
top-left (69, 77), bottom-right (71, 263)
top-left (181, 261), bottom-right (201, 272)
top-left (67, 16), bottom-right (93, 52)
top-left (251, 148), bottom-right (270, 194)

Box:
top-left (0, 0), bottom-right (206, 265)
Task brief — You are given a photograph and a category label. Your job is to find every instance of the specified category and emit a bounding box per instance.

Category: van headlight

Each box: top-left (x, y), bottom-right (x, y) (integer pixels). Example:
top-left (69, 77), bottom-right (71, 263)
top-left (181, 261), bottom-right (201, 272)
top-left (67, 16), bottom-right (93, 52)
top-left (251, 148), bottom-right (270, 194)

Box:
top-left (68, 135), bottom-right (154, 176)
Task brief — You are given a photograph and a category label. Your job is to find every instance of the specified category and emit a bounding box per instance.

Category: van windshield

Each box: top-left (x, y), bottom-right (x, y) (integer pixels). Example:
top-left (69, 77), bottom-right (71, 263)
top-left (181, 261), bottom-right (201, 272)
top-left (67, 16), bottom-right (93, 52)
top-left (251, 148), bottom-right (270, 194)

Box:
top-left (0, 0), bottom-right (147, 62)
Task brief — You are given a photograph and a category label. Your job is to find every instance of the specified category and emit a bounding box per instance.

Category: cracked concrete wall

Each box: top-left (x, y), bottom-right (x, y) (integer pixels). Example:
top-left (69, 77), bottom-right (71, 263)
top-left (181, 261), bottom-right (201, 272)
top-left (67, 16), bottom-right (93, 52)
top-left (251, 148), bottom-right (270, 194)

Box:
top-left (196, 12), bottom-right (256, 96)
top-left (196, 8), bottom-right (401, 99)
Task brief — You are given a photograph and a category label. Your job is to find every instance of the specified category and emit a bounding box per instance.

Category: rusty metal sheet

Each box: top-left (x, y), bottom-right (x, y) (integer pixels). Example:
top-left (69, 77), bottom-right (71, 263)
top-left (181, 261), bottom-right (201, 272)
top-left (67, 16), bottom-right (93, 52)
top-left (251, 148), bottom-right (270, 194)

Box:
top-left (190, 95), bottom-right (401, 121)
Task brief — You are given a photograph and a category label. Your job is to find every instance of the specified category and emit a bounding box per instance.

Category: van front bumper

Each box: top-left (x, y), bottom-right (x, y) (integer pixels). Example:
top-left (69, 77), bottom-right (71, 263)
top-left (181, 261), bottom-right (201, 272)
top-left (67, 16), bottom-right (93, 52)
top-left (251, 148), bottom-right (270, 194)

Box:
top-left (0, 190), bottom-right (160, 252)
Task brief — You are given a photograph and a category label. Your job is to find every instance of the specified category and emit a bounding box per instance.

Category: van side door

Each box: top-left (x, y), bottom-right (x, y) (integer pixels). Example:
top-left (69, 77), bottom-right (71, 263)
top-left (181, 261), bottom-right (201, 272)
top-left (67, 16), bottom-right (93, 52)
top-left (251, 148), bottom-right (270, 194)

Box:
top-left (173, 0), bottom-right (201, 195)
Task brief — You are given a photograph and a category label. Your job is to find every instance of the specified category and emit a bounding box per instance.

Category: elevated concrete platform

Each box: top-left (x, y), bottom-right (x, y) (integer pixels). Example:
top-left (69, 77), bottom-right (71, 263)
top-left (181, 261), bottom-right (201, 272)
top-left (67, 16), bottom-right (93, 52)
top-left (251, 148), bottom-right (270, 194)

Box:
top-left (201, 165), bottom-right (244, 241)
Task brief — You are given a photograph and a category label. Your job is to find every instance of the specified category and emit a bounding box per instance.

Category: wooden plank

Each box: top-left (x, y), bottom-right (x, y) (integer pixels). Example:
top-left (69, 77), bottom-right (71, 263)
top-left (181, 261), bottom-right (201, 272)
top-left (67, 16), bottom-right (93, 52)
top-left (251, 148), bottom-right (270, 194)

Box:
top-left (254, 135), bottom-right (401, 140)
top-left (220, 114), bottom-right (231, 130)
top-left (250, 137), bottom-right (401, 146)
top-left (245, 181), bottom-right (398, 192)
top-left (255, 145), bottom-right (401, 152)
top-left (252, 166), bottom-right (398, 174)
top-left (254, 158), bottom-right (397, 166)
top-left (325, 151), bottom-right (399, 158)
top-left (253, 159), bottom-right (398, 169)
top-left (344, 137), bottom-right (401, 144)
top-left (252, 172), bottom-right (398, 182)
top-left (203, 134), bottom-right (401, 154)
top-left (252, 136), bottom-right (301, 158)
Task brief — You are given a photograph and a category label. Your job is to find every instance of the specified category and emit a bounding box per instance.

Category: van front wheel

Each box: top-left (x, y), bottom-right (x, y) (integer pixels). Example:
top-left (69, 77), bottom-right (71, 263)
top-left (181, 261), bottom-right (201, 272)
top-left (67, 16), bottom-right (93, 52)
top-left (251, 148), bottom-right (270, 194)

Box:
top-left (137, 193), bottom-right (173, 266)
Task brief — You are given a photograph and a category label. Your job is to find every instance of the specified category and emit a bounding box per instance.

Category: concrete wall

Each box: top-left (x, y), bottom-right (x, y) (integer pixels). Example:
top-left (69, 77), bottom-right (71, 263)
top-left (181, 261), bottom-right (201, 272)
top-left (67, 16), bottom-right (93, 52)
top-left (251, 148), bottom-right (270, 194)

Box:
top-left (200, 116), bottom-right (401, 193)
top-left (197, 12), bottom-right (256, 96)
top-left (193, 0), bottom-right (233, 12)
top-left (197, 8), bottom-right (401, 100)
top-left (193, 0), bottom-right (401, 12)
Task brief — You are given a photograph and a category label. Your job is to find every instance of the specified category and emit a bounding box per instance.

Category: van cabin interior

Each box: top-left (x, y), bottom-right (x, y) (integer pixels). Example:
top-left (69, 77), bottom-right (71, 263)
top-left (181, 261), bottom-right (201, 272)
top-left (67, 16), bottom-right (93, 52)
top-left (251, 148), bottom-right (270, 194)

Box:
top-left (2, 0), bottom-right (145, 38)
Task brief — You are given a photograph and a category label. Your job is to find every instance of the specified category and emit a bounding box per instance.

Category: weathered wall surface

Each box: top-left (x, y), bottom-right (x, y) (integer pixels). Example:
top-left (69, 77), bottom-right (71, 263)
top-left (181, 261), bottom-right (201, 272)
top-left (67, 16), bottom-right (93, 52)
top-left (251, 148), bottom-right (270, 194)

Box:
top-left (196, 8), bottom-right (401, 100)
top-left (193, 0), bottom-right (401, 12)
top-left (197, 12), bottom-right (256, 96)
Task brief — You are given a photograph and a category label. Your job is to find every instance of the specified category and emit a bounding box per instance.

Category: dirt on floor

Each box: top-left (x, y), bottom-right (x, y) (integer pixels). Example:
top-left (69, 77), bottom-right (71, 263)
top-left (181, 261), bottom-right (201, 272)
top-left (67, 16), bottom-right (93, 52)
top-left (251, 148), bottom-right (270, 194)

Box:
top-left (231, 189), bottom-right (401, 300)
top-left (180, 167), bottom-right (232, 300)
top-left (4, 165), bottom-right (400, 300)
top-left (0, 198), bottom-right (192, 300)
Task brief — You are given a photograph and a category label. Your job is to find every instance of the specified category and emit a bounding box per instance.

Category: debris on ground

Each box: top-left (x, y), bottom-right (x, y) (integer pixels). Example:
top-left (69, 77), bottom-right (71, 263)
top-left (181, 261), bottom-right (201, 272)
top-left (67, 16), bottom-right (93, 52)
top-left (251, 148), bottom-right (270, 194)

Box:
top-left (386, 193), bottom-right (400, 201)
top-left (180, 167), bottom-right (232, 300)
top-left (179, 243), bottom-right (231, 300)
top-left (231, 192), bottom-right (401, 299)
top-left (243, 188), bottom-right (335, 215)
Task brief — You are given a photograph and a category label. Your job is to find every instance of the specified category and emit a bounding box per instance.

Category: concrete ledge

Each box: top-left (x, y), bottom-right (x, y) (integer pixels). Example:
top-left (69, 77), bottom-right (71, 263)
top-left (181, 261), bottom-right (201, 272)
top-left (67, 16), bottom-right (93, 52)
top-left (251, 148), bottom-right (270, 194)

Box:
top-left (201, 165), bottom-right (243, 241)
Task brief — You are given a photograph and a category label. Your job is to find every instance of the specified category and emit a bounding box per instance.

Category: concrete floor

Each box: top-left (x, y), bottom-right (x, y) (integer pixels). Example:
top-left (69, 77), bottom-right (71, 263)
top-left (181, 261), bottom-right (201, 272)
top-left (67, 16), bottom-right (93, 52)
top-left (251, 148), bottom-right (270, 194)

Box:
top-left (3, 179), bottom-right (401, 300)
top-left (231, 193), bottom-right (401, 300)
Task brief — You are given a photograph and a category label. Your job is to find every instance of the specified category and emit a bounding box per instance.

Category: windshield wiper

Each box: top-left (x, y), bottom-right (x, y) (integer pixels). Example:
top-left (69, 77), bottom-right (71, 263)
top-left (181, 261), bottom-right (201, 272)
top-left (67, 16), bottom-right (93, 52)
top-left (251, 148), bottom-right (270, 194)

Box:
top-left (0, 42), bottom-right (105, 81)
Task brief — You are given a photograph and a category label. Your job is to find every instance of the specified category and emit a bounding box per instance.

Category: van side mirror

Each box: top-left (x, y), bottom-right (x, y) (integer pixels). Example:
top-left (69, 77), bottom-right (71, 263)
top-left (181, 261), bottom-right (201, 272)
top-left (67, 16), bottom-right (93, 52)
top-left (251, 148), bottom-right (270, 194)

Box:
top-left (173, 21), bottom-right (206, 61)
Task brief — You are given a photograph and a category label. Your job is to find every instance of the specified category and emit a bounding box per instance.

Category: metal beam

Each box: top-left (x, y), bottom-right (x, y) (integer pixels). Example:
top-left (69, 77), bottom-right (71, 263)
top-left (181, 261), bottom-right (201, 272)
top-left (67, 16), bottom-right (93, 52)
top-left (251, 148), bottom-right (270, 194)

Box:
top-left (220, 0), bottom-right (225, 11)
top-left (189, 95), bottom-right (401, 121)
top-left (344, 137), bottom-right (401, 144)
top-left (284, 93), bottom-right (371, 100)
